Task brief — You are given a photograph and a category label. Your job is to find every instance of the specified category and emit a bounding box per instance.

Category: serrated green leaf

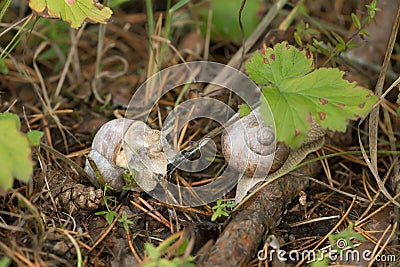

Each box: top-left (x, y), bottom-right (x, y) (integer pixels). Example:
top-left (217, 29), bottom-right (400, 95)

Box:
top-left (28, 0), bottom-right (113, 29)
top-left (247, 42), bottom-right (378, 148)
top-left (0, 112), bottom-right (21, 129)
top-left (26, 130), bottom-right (43, 146)
top-left (0, 120), bottom-right (32, 191)
top-left (262, 68), bottom-right (378, 148)
top-left (246, 42), bottom-right (313, 86)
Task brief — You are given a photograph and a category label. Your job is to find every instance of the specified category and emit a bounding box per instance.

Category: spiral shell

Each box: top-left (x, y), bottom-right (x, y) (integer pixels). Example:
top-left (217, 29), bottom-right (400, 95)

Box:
top-left (84, 119), bottom-right (175, 192)
top-left (222, 109), bottom-right (276, 177)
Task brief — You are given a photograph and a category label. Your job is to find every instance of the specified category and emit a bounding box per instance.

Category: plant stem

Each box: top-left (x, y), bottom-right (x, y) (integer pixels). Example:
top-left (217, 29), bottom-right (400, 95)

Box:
top-left (0, 0), bottom-right (13, 22)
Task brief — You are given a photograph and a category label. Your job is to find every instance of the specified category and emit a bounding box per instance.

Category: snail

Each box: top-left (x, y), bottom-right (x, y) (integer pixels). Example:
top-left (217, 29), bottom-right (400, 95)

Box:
top-left (221, 108), bottom-right (290, 202)
top-left (222, 108), bottom-right (325, 202)
top-left (84, 118), bottom-right (176, 192)
top-left (85, 111), bottom-right (323, 204)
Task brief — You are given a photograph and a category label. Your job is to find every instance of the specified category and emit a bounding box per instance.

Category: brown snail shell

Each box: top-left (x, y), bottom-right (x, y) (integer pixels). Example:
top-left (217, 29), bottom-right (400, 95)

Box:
top-left (221, 108), bottom-right (291, 203)
top-left (84, 119), bottom-right (175, 192)
top-left (222, 109), bottom-right (276, 177)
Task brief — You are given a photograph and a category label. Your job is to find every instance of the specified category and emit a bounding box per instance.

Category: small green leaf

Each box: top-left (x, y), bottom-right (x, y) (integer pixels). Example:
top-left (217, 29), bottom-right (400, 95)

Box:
top-left (226, 200), bottom-right (236, 209)
top-left (0, 120), bottom-right (32, 191)
top-left (105, 211), bottom-right (117, 224)
top-left (329, 223), bottom-right (366, 250)
top-left (144, 243), bottom-right (160, 260)
top-left (310, 251), bottom-right (330, 267)
top-left (359, 30), bottom-right (371, 38)
top-left (366, 0), bottom-right (381, 20)
top-left (0, 256), bottom-right (11, 267)
top-left (0, 59), bottom-right (9, 75)
top-left (176, 239), bottom-right (189, 255)
top-left (220, 210), bottom-right (229, 217)
top-left (0, 112), bottom-right (21, 129)
top-left (158, 259), bottom-right (176, 267)
top-left (238, 104), bottom-right (251, 117)
top-left (293, 31), bottom-right (303, 46)
top-left (351, 13), bottom-right (361, 29)
top-left (28, 0), bottom-right (113, 29)
top-left (26, 130), bottom-right (43, 146)
top-left (211, 211), bottom-right (219, 221)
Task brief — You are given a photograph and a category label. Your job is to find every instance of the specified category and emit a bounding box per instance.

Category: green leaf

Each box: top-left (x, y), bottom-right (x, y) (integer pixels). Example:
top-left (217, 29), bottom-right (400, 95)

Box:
top-left (105, 211), bottom-right (117, 224)
top-left (238, 104), bottom-right (251, 117)
top-left (247, 42), bottom-right (378, 148)
top-left (0, 58), bottom-right (9, 74)
top-left (351, 13), bottom-right (361, 29)
top-left (95, 211), bottom-right (107, 215)
top-left (196, 0), bottom-right (262, 43)
top-left (220, 210), bottom-right (229, 217)
top-left (293, 31), bottom-right (302, 46)
top-left (246, 42), bottom-right (313, 86)
top-left (0, 120), bottom-right (32, 191)
top-left (0, 256), bottom-right (11, 267)
top-left (211, 211), bottom-right (219, 221)
top-left (310, 251), bottom-right (330, 267)
top-left (158, 259), bottom-right (176, 267)
top-left (28, 0), bottom-right (113, 29)
top-left (328, 223), bottom-right (366, 250)
top-left (26, 130), bottom-right (43, 146)
top-left (170, 0), bottom-right (190, 13)
top-left (0, 112), bottom-right (21, 129)
top-left (176, 239), bottom-right (189, 255)
top-left (144, 243), bottom-right (160, 260)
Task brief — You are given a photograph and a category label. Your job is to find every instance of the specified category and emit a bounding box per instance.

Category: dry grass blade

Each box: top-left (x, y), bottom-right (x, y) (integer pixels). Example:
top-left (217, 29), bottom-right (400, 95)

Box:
top-left (362, 6), bottom-right (400, 206)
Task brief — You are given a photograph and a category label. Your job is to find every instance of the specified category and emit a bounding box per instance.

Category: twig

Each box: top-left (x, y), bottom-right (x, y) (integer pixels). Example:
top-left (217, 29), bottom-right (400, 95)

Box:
top-left (127, 229), bottom-right (143, 264)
